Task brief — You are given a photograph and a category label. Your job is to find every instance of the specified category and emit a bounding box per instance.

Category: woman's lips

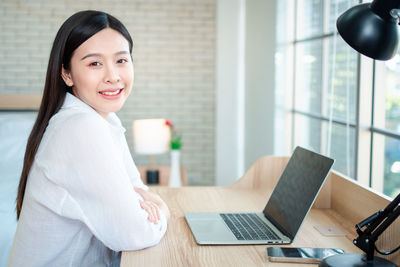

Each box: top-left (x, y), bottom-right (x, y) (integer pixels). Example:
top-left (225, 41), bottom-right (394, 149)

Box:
top-left (99, 88), bottom-right (124, 98)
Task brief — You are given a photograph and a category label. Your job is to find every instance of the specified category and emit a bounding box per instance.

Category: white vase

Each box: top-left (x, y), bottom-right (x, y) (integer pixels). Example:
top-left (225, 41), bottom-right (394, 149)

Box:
top-left (169, 150), bottom-right (181, 187)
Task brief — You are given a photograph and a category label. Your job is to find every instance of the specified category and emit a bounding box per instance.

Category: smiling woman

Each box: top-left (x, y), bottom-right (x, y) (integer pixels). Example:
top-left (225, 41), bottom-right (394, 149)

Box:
top-left (60, 28), bottom-right (134, 119)
top-left (7, 10), bottom-right (169, 267)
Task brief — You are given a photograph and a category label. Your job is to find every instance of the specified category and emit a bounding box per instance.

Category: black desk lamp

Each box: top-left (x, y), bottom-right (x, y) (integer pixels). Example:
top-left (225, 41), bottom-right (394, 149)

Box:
top-left (320, 0), bottom-right (400, 266)
top-left (336, 0), bottom-right (400, 60)
top-left (320, 193), bottom-right (400, 266)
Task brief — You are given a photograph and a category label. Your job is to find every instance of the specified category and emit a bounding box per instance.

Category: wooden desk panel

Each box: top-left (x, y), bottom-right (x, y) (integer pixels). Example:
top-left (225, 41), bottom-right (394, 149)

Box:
top-left (121, 187), bottom-right (360, 267)
top-left (330, 172), bottom-right (400, 264)
top-left (0, 94), bottom-right (42, 110)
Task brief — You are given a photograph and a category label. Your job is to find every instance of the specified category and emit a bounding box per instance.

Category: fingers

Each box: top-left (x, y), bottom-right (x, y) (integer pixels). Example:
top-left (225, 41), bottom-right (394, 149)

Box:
top-left (147, 201), bottom-right (159, 221)
top-left (139, 200), bottom-right (161, 224)
top-left (135, 187), bottom-right (165, 223)
top-left (154, 202), bottom-right (160, 220)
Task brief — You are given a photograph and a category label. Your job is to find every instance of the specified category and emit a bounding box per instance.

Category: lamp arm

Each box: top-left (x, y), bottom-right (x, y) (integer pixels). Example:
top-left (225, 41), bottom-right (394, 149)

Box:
top-left (369, 196), bottom-right (400, 241)
top-left (356, 209), bottom-right (384, 233)
top-left (353, 193), bottom-right (400, 260)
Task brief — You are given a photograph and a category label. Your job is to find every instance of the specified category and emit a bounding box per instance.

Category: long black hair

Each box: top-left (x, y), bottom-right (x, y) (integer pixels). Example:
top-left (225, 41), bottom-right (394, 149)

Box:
top-left (17, 10), bottom-right (133, 219)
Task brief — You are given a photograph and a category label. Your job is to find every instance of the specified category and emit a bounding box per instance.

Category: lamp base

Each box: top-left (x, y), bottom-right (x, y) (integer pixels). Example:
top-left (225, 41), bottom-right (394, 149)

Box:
top-left (319, 254), bottom-right (396, 267)
top-left (146, 170), bottom-right (159, 184)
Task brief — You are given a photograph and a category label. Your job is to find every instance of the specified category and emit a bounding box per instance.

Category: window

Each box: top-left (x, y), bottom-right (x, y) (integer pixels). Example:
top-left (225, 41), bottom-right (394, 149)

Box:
top-left (374, 57), bottom-right (400, 197)
top-left (275, 0), bottom-right (400, 198)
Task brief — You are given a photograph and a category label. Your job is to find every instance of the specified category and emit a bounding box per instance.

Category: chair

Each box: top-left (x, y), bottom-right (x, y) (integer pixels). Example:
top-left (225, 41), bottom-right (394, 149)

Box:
top-left (0, 113), bottom-right (36, 266)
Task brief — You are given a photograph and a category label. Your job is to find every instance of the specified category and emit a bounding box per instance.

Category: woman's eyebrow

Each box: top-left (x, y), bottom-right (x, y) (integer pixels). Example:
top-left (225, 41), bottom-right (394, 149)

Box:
top-left (80, 51), bottom-right (129, 61)
top-left (115, 51), bottom-right (130, 56)
top-left (80, 53), bottom-right (101, 61)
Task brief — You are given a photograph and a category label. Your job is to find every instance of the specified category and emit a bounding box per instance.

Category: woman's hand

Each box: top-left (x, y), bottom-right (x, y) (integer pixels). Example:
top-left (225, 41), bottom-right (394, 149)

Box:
top-left (139, 199), bottom-right (160, 224)
top-left (134, 187), bottom-right (170, 223)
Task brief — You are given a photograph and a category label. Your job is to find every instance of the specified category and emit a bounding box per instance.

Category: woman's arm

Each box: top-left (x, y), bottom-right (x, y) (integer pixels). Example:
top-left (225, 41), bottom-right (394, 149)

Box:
top-left (38, 113), bottom-right (169, 251)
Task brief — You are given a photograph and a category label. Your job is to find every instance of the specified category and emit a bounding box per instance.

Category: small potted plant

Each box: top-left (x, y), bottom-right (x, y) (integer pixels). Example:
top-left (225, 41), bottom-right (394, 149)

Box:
top-left (165, 120), bottom-right (182, 187)
top-left (165, 120), bottom-right (182, 150)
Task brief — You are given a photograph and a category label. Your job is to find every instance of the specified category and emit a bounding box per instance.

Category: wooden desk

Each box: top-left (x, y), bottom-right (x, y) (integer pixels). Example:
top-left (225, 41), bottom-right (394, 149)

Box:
top-left (122, 157), bottom-right (400, 266)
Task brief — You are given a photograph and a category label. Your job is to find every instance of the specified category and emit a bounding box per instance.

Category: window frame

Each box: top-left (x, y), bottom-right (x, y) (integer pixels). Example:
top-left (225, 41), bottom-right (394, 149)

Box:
top-left (278, 0), bottom-right (400, 197)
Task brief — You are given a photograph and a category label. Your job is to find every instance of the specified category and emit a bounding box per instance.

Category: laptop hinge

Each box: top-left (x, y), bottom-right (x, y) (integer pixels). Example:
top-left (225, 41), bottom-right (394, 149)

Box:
top-left (263, 212), bottom-right (293, 240)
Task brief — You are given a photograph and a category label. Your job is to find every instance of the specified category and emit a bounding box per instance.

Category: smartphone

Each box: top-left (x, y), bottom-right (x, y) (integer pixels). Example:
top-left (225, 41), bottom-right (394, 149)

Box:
top-left (266, 247), bottom-right (345, 263)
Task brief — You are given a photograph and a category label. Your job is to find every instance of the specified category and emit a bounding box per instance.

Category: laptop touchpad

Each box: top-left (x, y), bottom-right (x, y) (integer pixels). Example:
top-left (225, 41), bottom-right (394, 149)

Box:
top-left (191, 219), bottom-right (223, 233)
top-left (189, 218), bottom-right (235, 242)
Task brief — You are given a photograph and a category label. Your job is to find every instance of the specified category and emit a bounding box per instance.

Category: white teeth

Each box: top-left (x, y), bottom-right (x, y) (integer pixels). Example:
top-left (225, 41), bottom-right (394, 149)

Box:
top-left (101, 89), bottom-right (121, 96)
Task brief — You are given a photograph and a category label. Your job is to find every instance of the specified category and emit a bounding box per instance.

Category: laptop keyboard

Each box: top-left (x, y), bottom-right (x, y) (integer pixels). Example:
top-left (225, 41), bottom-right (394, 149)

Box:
top-left (220, 213), bottom-right (280, 241)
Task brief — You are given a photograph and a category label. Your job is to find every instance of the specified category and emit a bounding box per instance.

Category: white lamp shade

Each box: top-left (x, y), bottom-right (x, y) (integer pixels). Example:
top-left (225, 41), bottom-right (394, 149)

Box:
top-left (133, 119), bottom-right (171, 155)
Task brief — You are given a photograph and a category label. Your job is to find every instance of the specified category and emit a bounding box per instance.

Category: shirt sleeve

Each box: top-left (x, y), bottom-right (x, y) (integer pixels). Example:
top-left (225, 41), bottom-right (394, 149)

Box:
top-left (37, 113), bottom-right (167, 252)
top-left (108, 112), bottom-right (148, 189)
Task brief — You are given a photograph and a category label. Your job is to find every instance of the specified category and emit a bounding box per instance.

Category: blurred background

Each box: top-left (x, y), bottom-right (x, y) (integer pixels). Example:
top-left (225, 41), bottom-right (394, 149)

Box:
top-left (1, 0), bottom-right (399, 198)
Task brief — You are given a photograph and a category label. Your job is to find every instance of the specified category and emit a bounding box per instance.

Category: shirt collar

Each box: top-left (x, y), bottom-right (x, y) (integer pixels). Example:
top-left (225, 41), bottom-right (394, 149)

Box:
top-left (62, 93), bottom-right (126, 133)
top-left (62, 92), bottom-right (92, 111)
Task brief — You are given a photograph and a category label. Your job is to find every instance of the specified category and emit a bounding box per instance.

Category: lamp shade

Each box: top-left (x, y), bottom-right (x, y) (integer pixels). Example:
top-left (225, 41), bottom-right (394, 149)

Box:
top-left (133, 119), bottom-right (170, 155)
top-left (337, 0), bottom-right (400, 60)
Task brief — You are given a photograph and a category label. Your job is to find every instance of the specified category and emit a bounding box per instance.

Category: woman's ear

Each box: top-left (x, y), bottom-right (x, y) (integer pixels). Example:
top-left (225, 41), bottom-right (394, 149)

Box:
top-left (61, 66), bottom-right (74, 87)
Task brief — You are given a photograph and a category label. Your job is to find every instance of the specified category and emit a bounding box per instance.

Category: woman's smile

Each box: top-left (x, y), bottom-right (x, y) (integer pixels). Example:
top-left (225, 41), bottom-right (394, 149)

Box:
top-left (99, 88), bottom-right (124, 98)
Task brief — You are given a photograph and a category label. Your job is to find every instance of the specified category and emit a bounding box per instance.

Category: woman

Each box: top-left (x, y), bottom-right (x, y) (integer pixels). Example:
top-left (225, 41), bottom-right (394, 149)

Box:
top-left (8, 10), bottom-right (169, 267)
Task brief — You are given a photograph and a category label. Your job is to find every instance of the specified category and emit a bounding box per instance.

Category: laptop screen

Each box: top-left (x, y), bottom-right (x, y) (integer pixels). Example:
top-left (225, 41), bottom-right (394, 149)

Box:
top-left (262, 147), bottom-right (334, 239)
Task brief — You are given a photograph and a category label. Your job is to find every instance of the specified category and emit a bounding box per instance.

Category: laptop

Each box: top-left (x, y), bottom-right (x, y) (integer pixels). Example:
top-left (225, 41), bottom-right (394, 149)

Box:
top-left (184, 146), bottom-right (334, 245)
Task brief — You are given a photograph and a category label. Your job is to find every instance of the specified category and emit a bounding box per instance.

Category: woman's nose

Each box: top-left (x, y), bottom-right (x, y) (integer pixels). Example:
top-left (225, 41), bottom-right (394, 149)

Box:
top-left (104, 64), bottom-right (121, 83)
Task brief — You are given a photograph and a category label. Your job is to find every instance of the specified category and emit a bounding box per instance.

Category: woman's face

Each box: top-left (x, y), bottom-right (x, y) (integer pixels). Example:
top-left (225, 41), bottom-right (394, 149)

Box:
top-left (61, 28), bottom-right (133, 119)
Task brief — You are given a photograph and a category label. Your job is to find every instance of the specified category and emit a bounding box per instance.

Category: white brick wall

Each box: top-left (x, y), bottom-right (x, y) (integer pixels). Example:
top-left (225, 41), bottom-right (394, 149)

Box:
top-left (0, 0), bottom-right (216, 185)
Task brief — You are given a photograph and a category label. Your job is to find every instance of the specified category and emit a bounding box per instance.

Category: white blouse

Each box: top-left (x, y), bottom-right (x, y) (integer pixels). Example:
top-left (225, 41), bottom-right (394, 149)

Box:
top-left (8, 93), bottom-right (167, 267)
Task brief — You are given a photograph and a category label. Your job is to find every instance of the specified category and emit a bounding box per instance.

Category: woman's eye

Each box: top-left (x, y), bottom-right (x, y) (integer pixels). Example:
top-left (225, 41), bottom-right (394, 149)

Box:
top-left (89, 61), bottom-right (101, 67)
top-left (117, 58), bottom-right (128, 64)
